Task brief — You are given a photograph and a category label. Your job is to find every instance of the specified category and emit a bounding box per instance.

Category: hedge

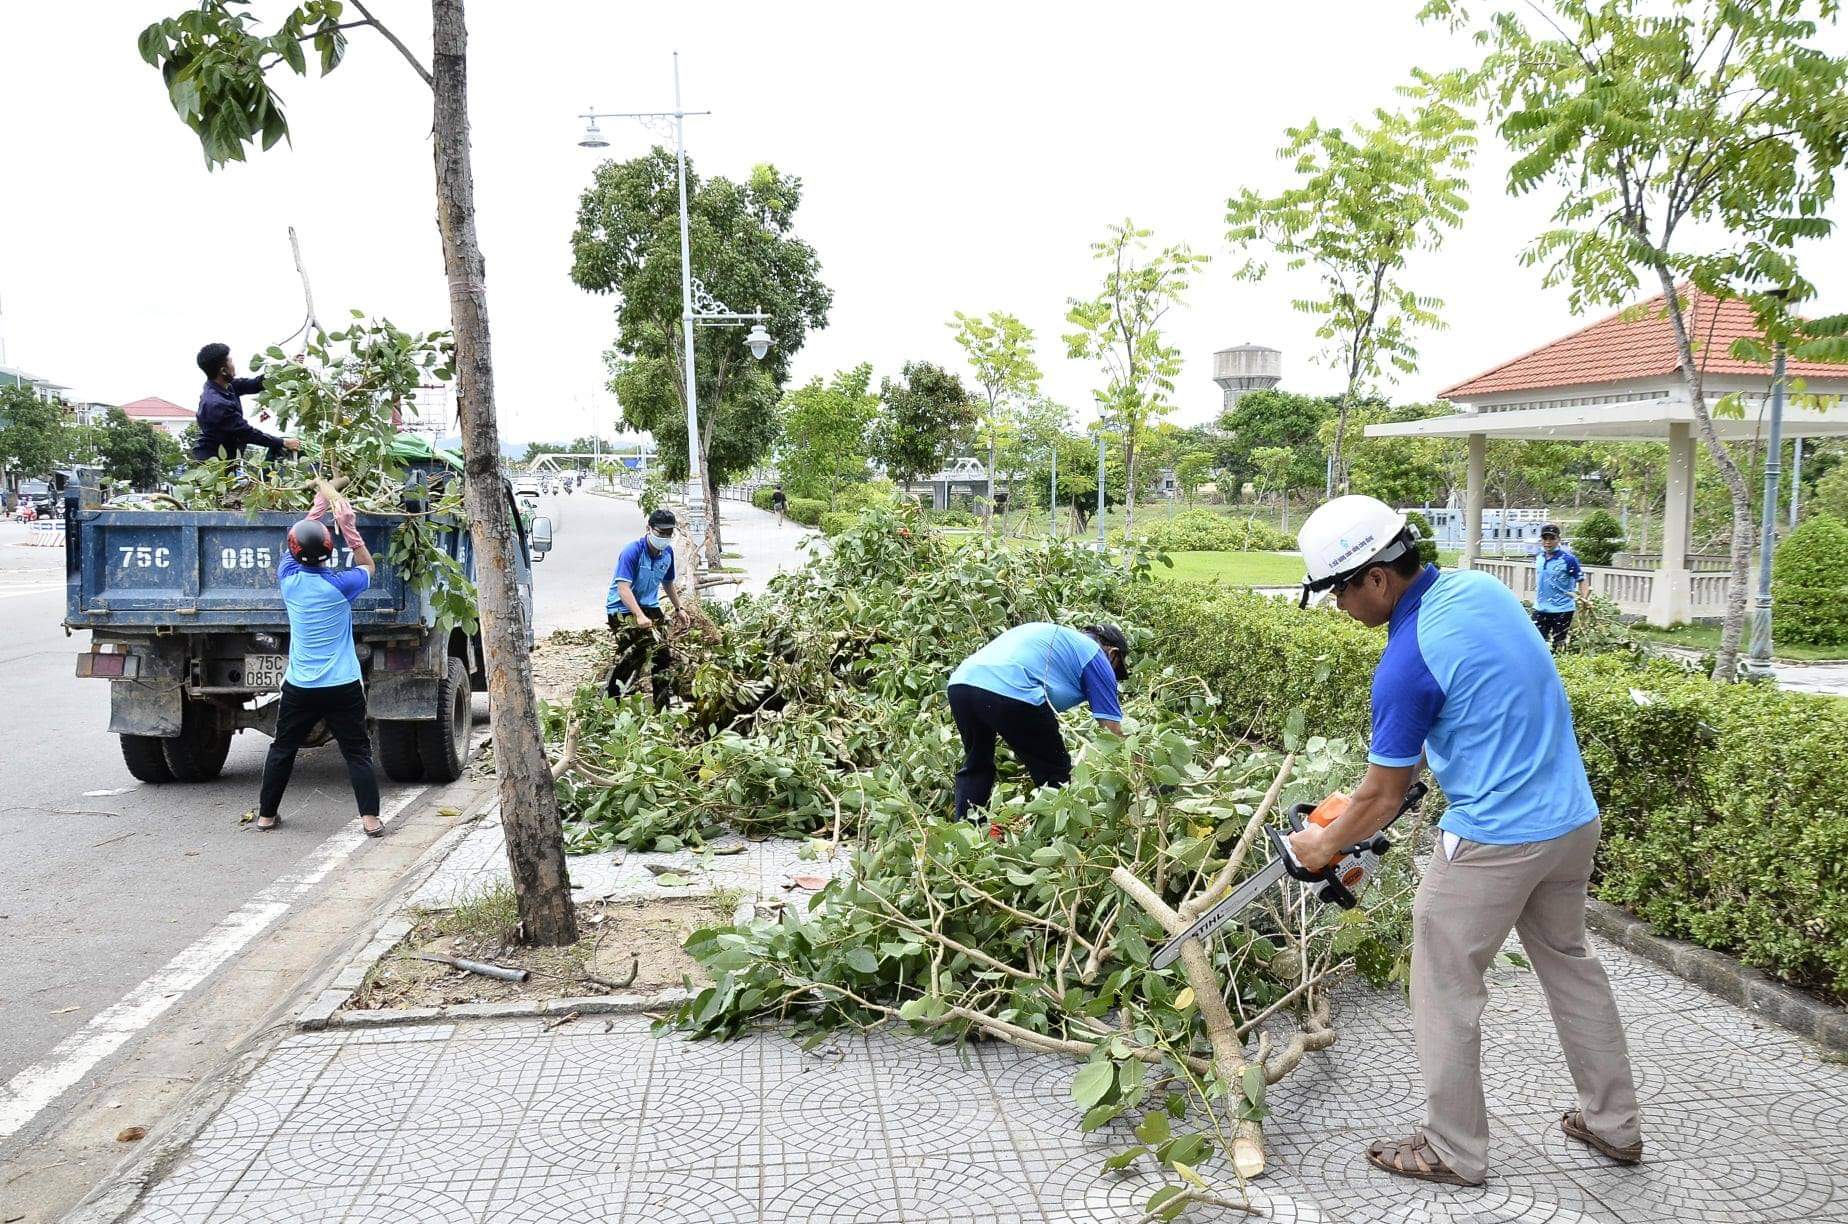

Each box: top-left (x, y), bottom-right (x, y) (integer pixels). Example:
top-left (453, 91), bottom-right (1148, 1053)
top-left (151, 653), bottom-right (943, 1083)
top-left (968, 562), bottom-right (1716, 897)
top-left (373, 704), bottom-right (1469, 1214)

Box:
top-left (820, 510), bottom-right (860, 537)
top-left (1773, 514), bottom-right (1848, 645)
top-left (785, 496), bottom-right (827, 527)
top-left (1130, 579), bottom-right (1848, 1000)
top-left (1125, 509), bottom-right (1294, 553)
top-left (751, 487), bottom-right (777, 512)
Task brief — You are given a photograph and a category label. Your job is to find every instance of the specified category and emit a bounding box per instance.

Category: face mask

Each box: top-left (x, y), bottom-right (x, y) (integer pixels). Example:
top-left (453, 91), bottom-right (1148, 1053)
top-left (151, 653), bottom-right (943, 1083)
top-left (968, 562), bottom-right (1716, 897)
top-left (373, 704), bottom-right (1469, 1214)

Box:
top-left (650, 530), bottom-right (674, 545)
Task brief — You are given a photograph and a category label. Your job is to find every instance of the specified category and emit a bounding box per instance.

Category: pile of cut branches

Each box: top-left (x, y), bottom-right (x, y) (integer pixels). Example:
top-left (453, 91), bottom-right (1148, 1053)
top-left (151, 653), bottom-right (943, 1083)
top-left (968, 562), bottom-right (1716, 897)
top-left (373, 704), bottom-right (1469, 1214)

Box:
top-left (545, 506), bottom-right (1420, 1213)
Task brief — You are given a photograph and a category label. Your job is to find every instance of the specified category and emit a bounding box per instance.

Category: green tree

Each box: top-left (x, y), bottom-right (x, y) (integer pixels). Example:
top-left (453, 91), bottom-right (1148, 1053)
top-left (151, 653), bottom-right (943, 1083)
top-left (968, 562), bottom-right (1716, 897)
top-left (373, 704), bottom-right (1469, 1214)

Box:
top-left (95, 409), bottom-right (181, 490)
top-left (571, 153), bottom-right (832, 564)
top-left (0, 386), bottom-right (72, 496)
top-left (1572, 509), bottom-right (1626, 567)
top-left (949, 311), bottom-right (1041, 525)
top-left (997, 396), bottom-right (1072, 526)
top-left (1064, 220), bottom-right (1208, 538)
top-left (869, 361), bottom-right (976, 485)
top-left (1251, 445), bottom-right (1298, 531)
top-left (1175, 450), bottom-right (1214, 507)
top-left (1814, 461), bottom-right (1848, 524)
top-left (140, 0), bottom-right (579, 945)
top-left (1213, 389), bottom-right (1332, 495)
top-left (779, 364), bottom-right (877, 508)
top-left (1428, 0), bottom-right (1848, 680)
top-left (1226, 79), bottom-right (1474, 495)
top-left (1339, 401), bottom-right (1461, 508)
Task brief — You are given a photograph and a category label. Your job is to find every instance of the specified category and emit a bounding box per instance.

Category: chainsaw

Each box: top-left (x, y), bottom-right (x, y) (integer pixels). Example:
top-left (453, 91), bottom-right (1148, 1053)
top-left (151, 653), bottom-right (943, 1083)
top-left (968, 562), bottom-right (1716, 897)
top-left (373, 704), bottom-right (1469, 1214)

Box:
top-left (1151, 780), bottom-right (1428, 970)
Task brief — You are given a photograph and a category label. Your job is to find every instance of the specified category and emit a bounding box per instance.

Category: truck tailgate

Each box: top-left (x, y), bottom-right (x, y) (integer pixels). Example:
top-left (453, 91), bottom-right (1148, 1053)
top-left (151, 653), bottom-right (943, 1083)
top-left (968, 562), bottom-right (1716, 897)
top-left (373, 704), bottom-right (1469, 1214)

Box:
top-left (66, 510), bottom-right (411, 630)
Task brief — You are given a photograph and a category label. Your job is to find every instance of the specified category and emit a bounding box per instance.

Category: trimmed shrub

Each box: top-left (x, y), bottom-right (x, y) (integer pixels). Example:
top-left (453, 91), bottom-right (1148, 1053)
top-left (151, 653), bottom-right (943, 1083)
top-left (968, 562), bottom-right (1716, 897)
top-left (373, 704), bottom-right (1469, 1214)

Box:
top-left (835, 480), bottom-right (898, 514)
top-left (819, 510), bottom-right (861, 537)
top-left (1129, 509), bottom-right (1293, 553)
top-left (785, 496), bottom-right (827, 527)
top-left (1403, 509), bottom-right (1440, 566)
top-left (751, 487), bottom-right (777, 512)
top-left (1572, 509), bottom-right (1625, 566)
top-left (923, 507), bottom-right (979, 528)
top-left (1773, 514), bottom-right (1848, 645)
top-left (1132, 578), bottom-right (1848, 999)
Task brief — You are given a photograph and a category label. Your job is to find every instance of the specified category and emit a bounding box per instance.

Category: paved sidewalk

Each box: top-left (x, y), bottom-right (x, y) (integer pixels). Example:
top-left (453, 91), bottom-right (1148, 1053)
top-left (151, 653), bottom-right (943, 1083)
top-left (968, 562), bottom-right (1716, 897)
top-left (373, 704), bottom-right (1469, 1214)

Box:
top-left (122, 921), bottom-right (1848, 1222)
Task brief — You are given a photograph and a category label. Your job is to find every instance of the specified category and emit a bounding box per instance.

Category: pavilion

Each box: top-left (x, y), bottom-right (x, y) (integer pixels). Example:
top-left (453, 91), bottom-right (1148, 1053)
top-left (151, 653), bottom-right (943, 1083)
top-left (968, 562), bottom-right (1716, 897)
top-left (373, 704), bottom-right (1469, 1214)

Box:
top-left (1367, 289), bottom-right (1848, 625)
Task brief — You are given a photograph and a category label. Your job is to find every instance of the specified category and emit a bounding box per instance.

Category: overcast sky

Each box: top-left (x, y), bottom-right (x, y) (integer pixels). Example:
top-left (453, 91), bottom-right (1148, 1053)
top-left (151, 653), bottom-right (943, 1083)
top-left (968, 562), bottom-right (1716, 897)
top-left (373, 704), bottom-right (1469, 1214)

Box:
top-left (3, 1), bottom-right (1846, 444)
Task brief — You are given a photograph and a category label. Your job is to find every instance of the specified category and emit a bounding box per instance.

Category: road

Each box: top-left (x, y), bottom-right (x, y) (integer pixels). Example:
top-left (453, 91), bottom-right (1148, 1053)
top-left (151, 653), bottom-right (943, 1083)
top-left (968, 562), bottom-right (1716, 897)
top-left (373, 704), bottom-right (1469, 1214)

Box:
top-left (0, 490), bottom-right (617, 1105)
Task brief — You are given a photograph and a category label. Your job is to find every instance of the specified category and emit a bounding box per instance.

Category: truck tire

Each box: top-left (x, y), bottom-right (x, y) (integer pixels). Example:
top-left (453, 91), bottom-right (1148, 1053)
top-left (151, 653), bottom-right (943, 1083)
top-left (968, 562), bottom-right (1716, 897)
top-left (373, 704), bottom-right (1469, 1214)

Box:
top-left (416, 656), bottom-right (472, 784)
top-left (120, 734), bottom-right (176, 783)
top-left (162, 699), bottom-right (233, 782)
top-left (376, 721), bottom-right (424, 784)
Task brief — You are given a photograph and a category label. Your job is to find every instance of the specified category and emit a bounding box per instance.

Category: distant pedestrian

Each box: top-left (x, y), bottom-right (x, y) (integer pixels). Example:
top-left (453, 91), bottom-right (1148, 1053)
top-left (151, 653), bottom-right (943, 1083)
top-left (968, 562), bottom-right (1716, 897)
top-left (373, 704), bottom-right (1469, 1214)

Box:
top-left (193, 342), bottom-right (301, 463)
top-left (257, 493), bottom-right (382, 836)
top-left (1532, 523), bottom-right (1588, 652)
top-left (771, 484), bottom-right (788, 526)
top-left (605, 508), bottom-right (688, 709)
top-left (946, 622), bottom-right (1127, 828)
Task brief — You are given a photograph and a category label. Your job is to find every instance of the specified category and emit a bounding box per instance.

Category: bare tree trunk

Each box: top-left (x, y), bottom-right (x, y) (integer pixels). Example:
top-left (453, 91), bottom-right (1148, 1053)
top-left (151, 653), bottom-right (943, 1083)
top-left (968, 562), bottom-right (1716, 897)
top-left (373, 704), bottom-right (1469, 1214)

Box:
top-left (1123, 436), bottom-right (1137, 539)
top-left (986, 434), bottom-right (999, 534)
top-left (1654, 268), bottom-right (1754, 682)
top-left (431, 0), bottom-right (575, 946)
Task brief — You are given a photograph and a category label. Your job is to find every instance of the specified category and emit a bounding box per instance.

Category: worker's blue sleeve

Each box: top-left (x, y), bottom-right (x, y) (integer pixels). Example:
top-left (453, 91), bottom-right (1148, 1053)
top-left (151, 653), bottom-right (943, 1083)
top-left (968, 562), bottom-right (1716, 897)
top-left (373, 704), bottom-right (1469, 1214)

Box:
top-left (1079, 651), bottom-right (1122, 722)
top-left (230, 376), bottom-right (265, 396)
top-left (329, 567), bottom-right (370, 603)
top-left (613, 539), bottom-right (641, 587)
top-left (1565, 552), bottom-right (1583, 581)
top-left (1368, 638), bottom-right (1445, 767)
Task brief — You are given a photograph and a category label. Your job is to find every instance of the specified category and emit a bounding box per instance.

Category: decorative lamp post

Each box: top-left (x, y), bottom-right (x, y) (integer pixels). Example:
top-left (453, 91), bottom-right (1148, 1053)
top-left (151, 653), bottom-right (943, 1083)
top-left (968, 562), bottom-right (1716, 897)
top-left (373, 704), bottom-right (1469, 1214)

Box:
top-left (1745, 288), bottom-right (1790, 682)
top-left (576, 54), bottom-right (773, 565)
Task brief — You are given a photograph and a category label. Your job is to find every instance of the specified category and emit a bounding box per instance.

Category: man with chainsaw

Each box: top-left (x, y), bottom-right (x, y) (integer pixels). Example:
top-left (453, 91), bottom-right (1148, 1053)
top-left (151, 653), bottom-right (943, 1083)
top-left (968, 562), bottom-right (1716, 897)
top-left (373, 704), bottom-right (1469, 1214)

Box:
top-left (1287, 495), bottom-right (1641, 1188)
top-left (605, 507), bottom-right (688, 709)
top-left (945, 622), bottom-right (1128, 828)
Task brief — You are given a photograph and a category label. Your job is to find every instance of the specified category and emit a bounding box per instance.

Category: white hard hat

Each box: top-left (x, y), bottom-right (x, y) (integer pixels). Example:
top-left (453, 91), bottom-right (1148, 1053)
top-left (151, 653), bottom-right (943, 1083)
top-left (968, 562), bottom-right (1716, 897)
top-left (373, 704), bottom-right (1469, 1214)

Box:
top-left (1297, 495), bottom-right (1413, 605)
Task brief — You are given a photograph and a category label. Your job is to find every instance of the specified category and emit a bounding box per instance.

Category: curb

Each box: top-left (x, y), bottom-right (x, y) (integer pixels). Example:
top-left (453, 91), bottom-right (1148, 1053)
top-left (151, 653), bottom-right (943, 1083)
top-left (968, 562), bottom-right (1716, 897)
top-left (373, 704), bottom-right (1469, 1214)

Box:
top-left (1585, 898), bottom-right (1848, 1054)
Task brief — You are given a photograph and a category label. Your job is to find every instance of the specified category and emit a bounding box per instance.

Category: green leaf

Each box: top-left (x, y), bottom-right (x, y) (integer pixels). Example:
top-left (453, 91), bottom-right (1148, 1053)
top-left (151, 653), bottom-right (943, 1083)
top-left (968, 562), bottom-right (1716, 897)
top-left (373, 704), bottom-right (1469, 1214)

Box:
top-left (1071, 1060), bottom-right (1115, 1110)
top-left (1135, 1111), bottom-right (1171, 1144)
top-left (1103, 1145), bottom-right (1151, 1171)
top-left (844, 947), bottom-right (878, 974)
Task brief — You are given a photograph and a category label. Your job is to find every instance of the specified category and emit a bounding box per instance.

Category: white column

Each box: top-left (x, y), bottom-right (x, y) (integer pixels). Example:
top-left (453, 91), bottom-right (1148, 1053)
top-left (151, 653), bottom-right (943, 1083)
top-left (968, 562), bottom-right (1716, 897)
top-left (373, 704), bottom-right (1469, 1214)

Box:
top-left (1647, 420), bottom-right (1695, 626)
top-left (1463, 433), bottom-right (1485, 570)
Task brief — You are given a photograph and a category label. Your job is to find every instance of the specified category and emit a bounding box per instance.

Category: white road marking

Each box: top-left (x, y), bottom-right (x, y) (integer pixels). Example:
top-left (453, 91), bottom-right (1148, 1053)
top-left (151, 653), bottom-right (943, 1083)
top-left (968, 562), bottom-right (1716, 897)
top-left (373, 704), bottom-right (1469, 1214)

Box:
top-left (0, 584), bottom-right (59, 600)
top-left (0, 782), bottom-right (429, 1138)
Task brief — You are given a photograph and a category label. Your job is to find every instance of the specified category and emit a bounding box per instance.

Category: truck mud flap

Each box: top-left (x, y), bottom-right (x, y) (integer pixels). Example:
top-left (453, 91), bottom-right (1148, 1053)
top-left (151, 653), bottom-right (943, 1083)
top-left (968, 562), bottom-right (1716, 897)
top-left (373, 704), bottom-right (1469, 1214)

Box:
top-left (368, 673), bottom-right (440, 721)
top-left (109, 681), bottom-right (183, 737)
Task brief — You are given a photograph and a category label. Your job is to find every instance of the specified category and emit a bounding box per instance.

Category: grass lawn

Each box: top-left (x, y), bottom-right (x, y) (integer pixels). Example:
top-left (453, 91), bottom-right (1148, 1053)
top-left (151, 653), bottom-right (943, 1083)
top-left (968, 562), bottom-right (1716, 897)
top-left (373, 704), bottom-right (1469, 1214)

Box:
top-left (1627, 622), bottom-right (1848, 662)
top-left (1151, 551), bottom-right (1308, 587)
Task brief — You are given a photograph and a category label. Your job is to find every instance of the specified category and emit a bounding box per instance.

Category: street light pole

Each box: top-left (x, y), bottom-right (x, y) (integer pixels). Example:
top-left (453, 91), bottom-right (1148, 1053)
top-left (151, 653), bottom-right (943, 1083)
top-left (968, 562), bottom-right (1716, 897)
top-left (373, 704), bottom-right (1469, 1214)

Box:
top-left (1049, 444), bottom-right (1057, 539)
top-left (1096, 423), bottom-right (1108, 551)
top-left (1745, 337), bottom-right (1788, 681)
top-left (668, 53), bottom-right (708, 561)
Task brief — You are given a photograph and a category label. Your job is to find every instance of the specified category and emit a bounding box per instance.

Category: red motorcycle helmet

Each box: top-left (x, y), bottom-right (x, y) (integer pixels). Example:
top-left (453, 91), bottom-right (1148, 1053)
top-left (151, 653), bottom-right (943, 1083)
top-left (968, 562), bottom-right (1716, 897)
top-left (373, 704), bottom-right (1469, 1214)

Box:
top-left (287, 518), bottom-right (333, 565)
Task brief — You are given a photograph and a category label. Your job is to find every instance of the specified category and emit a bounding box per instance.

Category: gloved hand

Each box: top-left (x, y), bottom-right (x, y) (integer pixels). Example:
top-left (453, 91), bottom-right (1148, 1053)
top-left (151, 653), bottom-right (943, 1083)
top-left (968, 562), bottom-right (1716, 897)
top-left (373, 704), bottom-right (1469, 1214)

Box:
top-left (309, 490), bottom-right (330, 521)
top-left (332, 497), bottom-right (361, 545)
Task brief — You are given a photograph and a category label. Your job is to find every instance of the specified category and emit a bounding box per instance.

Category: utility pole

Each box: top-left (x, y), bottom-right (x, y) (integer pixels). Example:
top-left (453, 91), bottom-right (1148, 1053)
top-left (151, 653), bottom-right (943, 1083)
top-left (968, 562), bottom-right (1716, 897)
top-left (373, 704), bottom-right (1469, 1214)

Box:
top-left (1744, 338), bottom-right (1788, 681)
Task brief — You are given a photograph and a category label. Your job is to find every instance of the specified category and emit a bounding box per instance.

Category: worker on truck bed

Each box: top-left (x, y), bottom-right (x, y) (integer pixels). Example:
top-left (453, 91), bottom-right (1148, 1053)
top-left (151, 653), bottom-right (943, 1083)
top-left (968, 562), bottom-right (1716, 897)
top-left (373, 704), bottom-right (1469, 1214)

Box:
top-left (945, 622), bottom-right (1127, 829)
top-left (193, 342), bottom-right (300, 463)
top-left (1532, 521), bottom-right (1589, 652)
top-left (255, 493), bottom-right (382, 837)
top-left (1288, 495), bottom-right (1641, 1188)
top-left (605, 507), bottom-right (687, 709)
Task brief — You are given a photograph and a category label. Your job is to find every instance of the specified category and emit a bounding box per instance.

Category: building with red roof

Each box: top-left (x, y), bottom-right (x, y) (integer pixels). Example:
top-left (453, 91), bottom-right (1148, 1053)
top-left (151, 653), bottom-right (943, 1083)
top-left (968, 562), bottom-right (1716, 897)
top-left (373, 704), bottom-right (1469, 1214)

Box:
top-left (118, 396), bottom-right (194, 438)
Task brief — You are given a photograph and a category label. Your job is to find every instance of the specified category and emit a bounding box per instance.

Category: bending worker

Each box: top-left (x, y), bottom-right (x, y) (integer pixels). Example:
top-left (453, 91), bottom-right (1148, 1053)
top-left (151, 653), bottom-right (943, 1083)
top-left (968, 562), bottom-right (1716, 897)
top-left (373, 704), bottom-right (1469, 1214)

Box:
top-left (1287, 495), bottom-right (1640, 1188)
top-left (256, 494), bottom-right (382, 837)
top-left (945, 622), bottom-right (1127, 826)
top-left (605, 507), bottom-right (687, 708)
top-left (194, 342), bottom-right (300, 462)
top-left (1533, 522), bottom-right (1589, 652)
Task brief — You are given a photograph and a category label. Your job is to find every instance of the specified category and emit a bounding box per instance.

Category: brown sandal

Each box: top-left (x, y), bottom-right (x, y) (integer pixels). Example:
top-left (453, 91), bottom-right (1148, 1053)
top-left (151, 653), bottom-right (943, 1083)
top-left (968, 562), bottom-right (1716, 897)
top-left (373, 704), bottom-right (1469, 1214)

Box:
top-left (1561, 1110), bottom-right (1643, 1164)
top-left (1366, 1134), bottom-right (1482, 1186)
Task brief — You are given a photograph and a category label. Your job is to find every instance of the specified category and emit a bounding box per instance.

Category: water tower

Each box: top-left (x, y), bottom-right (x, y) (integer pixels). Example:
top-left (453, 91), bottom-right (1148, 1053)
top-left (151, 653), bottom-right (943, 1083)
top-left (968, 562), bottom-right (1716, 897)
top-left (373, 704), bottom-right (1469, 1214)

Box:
top-left (1213, 344), bottom-right (1282, 412)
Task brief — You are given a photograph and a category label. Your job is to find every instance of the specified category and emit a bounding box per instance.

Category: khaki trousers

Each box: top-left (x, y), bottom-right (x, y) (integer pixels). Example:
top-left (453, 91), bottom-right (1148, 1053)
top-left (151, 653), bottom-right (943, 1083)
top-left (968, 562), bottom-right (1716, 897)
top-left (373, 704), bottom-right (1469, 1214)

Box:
top-left (1411, 817), bottom-right (1641, 1182)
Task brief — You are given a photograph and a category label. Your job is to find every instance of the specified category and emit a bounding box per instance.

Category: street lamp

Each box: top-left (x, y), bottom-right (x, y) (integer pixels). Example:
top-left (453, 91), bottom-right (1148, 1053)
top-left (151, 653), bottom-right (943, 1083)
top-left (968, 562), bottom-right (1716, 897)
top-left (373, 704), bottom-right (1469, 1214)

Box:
top-left (1744, 289), bottom-right (1791, 681)
top-left (575, 53), bottom-right (774, 566)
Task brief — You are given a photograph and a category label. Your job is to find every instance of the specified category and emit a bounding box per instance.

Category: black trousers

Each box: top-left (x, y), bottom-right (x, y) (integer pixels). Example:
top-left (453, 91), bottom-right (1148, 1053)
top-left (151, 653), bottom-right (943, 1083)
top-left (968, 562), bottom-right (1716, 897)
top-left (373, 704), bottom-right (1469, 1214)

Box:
top-left (259, 680), bottom-right (379, 820)
top-left (607, 607), bottom-right (673, 709)
top-left (1533, 609), bottom-right (1575, 651)
top-left (947, 683), bottom-right (1072, 822)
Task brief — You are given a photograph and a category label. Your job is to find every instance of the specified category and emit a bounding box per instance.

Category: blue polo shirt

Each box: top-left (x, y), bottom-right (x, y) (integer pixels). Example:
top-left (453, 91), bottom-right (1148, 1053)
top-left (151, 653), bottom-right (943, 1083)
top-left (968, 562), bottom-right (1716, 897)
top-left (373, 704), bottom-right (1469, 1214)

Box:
top-left (279, 557), bottom-right (369, 688)
top-left (948, 623), bottom-right (1123, 722)
top-left (606, 536), bottom-right (676, 614)
top-left (1368, 565), bottom-right (1597, 845)
top-left (1534, 546), bottom-right (1584, 613)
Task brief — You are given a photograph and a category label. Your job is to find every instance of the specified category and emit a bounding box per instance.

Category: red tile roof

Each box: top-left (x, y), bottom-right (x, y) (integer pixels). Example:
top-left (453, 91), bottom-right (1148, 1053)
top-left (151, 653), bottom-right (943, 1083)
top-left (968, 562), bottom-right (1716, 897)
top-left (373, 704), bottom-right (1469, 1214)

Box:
top-left (1440, 289), bottom-right (1846, 400)
top-left (119, 396), bottom-right (191, 418)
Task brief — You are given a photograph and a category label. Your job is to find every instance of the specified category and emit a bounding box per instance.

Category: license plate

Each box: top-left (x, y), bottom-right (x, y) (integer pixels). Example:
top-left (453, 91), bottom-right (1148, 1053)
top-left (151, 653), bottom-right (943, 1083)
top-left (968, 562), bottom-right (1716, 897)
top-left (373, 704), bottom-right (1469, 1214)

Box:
top-left (244, 654), bottom-right (288, 690)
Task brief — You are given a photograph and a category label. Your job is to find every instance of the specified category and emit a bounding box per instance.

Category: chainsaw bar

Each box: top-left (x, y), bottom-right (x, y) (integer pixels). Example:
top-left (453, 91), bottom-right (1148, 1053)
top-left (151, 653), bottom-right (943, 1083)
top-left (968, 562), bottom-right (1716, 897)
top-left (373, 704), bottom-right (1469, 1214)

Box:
top-left (1150, 856), bottom-right (1288, 970)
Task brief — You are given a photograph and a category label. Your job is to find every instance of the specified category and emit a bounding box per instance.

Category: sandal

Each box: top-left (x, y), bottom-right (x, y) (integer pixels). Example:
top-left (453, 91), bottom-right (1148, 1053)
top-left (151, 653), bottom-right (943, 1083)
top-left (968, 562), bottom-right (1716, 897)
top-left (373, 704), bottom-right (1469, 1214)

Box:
top-left (255, 813), bottom-right (280, 832)
top-left (1366, 1134), bottom-right (1482, 1186)
top-left (1561, 1110), bottom-right (1643, 1164)
top-left (361, 815), bottom-right (386, 838)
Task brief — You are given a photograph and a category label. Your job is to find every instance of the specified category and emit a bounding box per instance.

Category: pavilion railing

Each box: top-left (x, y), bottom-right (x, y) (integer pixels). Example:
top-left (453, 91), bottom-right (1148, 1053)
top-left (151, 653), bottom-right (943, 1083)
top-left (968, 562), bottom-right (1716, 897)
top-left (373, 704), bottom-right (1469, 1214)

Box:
top-left (1472, 559), bottom-right (1728, 620)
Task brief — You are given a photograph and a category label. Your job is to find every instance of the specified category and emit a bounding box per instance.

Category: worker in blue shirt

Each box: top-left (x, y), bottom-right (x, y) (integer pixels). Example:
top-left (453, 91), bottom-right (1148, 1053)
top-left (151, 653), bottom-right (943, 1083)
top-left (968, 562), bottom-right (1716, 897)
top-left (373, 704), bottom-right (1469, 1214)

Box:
top-left (945, 622), bottom-right (1128, 826)
top-left (1287, 496), bottom-right (1639, 1188)
top-left (605, 508), bottom-right (687, 709)
top-left (193, 342), bottom-right (300, 463)
top-left (256, 492), bottom-right (382, 836)
top-left (1532, 522), bottom-right (1589, 652)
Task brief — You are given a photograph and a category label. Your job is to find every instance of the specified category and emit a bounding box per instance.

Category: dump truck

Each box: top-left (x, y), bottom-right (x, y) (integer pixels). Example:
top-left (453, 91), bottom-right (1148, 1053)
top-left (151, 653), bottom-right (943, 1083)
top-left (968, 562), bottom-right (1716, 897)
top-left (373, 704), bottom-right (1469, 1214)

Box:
top-left (61, 457), bottom-right (553, 786)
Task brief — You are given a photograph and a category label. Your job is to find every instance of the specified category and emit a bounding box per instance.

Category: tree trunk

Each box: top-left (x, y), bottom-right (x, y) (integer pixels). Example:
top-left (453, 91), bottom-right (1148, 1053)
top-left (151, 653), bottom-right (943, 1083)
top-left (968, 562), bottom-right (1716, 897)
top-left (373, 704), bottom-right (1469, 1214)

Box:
top-left (431, 0), bottom-right (576, 946)
top-left (986, 435), bottom-right (999, 533)
top-left (1329, 388), bottom-right (1355, 498)
top-left (1653, 267), bottom-right (1755, 682)
top-left (698, 408), bottom-right (723, 568)
top-left (1123, 436), bottom-right (1136, 539)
